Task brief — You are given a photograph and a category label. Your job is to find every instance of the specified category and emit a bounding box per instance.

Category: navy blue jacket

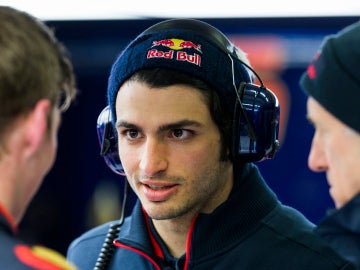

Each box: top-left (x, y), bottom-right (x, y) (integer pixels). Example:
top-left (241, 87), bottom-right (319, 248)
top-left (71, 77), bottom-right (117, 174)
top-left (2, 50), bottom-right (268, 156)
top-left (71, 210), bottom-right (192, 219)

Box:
top-left (315, 194), bottom-right (360, 269)
top-left (0, 206), bottom-right (76, 270)
top-left (67, 163), bottom-right (354, 269)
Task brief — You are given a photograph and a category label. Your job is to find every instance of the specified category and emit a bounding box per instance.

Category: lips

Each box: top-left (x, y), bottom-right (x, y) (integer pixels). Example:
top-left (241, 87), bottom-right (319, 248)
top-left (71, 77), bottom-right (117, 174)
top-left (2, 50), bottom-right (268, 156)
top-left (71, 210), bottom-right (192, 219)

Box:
top-left (147, 185), bottom-right (170, 190)
top-left (141, 181), bottom-right (178, 202)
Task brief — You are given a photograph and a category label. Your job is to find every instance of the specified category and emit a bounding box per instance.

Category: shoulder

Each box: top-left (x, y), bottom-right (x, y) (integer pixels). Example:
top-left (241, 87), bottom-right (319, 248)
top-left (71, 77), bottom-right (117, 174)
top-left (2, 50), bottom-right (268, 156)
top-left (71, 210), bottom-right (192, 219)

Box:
top-left (0, 214), bottom-right (76, 270)
top-left (0, 232), bottom-right (76, 270)
top-left (262, 204), bottom-right (354, 269)
top-left (14, 244), bottom-right (77, 270)
top-left (67, 221), bottom-right (114, 253)
top-left (67, 221), bottom-right (117, 269)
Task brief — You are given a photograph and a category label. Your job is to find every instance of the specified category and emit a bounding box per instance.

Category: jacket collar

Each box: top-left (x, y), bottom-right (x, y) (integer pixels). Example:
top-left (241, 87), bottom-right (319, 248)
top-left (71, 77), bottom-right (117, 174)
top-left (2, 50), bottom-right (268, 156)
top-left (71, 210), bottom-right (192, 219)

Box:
top-left (317, 193), bottom-right (360, 234)
top-left (0, 203), bottom-right (17, 235)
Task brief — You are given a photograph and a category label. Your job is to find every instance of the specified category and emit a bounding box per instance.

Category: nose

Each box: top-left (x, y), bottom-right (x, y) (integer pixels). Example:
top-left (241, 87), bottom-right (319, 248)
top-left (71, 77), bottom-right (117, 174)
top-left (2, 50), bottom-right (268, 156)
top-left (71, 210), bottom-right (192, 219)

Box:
top-left (139, 138), bottom-right (168, 176)
top-left (308, 133), bottom-right (327, 172)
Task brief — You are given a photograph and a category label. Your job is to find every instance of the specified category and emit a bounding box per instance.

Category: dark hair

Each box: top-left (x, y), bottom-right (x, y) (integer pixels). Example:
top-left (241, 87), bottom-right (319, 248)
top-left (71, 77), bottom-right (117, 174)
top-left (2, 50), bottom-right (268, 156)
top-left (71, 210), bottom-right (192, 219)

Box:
top-left (0, 6), bottom-right (77, 137)
top-left (128, 68), bottom-right (233, 161)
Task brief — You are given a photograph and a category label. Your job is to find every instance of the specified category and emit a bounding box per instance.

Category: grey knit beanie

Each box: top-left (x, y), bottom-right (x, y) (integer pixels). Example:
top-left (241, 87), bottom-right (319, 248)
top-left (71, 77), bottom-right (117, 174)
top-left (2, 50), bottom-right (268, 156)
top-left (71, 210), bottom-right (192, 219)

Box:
top-left (300, 20), bottom-right (360, 133)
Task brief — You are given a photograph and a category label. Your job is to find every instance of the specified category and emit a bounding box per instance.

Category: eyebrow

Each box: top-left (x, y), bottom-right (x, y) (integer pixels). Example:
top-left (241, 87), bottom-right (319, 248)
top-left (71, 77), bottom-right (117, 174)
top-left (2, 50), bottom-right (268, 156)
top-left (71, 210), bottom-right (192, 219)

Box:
top-left (116, 119), bottom-right (203, 131)
top-left (116, 121), bottom-right (137, 129)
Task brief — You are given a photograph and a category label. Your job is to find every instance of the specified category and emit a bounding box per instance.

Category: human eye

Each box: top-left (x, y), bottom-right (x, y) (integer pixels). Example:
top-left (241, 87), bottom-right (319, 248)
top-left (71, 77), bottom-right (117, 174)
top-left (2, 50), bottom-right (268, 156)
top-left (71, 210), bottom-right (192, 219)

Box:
top-left (121, 129), bottom-right (142, 141)
top-left (171, 129), bottom-right (193, 140)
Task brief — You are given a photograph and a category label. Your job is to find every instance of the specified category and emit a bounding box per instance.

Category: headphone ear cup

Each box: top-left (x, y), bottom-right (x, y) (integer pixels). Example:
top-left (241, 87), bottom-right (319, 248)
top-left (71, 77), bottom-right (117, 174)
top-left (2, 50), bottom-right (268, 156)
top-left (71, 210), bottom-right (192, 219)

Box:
top-left (233, 83), bottom-right (280, 162)
top-left (96, 106), bottom-right (125, 175)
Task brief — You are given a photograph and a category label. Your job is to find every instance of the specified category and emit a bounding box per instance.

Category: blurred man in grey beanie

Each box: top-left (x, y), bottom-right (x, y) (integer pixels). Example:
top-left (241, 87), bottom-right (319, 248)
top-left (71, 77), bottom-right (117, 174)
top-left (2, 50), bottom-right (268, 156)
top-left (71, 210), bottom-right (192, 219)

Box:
top-left (300, 19), bottom-right (360, 269)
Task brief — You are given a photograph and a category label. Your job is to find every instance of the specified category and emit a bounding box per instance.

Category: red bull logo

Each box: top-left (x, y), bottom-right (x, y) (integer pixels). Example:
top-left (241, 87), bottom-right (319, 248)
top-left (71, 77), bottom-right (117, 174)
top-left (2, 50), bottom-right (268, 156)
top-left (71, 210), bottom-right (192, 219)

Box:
top-left (179, 40), bottom-right (202, 52)
top-left (151, 38), bottom-right (202, 53)
top-left (152, 39), bottom-right (175, 47)
top-left (148, 38), bottom-right (202, 66)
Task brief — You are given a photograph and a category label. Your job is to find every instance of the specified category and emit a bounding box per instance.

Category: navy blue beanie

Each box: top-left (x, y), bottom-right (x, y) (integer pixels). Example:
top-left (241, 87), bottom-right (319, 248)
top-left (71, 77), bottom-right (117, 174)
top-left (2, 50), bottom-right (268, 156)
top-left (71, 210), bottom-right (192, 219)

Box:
top-left (300, 20), bottom-right (360, 133)
top-left (107, 19), bottom-right (252, 123)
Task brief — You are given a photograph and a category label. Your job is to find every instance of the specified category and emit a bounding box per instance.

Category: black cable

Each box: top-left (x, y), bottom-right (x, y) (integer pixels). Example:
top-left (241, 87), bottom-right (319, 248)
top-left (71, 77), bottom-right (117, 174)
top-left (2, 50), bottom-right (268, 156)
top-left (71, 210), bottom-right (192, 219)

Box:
top-left (93, 180), bottom-right (129, 270)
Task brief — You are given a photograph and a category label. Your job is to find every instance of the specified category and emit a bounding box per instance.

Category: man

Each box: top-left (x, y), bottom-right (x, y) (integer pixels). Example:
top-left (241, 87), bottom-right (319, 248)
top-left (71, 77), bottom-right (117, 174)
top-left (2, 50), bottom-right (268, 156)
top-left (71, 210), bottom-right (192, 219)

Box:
top-left (300, 20), bottom-right (360, 269)
top-left (0, 6), bottom-right (77, 269)
top-left (68, 19), bottom-right (354, 269)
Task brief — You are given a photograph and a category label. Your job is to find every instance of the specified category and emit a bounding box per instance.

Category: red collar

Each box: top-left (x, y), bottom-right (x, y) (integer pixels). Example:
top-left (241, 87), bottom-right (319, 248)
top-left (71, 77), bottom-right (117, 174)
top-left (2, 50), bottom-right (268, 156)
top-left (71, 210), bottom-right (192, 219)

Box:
top-left (142, 207), bottom-right (165, 259)
top-left (0, 203), bottom-right (18, 234)
top-left (141, 206), bottom-right (197, 270)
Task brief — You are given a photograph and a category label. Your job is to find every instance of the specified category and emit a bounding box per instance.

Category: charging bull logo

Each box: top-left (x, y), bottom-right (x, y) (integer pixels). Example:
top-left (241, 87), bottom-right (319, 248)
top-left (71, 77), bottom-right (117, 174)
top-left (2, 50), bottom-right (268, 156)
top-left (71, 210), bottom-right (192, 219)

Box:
top-left (148, 38), bottom-right (202, 66)
top-left (152, 38), bottom-right (202, 52)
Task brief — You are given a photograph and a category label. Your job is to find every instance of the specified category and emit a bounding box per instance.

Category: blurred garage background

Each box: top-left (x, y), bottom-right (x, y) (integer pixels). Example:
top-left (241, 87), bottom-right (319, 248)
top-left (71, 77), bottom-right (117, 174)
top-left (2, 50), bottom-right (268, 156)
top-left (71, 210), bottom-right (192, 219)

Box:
top-left (3, 0), bottom-right (359, 255)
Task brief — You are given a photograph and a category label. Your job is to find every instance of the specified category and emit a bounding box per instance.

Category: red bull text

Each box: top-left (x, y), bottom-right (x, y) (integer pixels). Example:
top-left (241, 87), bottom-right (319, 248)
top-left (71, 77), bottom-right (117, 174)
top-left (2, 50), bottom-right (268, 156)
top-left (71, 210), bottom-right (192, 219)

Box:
top-left (147, 38), bottom-right (202, 66)
top-left (147, 49), bottom-right (201, 66)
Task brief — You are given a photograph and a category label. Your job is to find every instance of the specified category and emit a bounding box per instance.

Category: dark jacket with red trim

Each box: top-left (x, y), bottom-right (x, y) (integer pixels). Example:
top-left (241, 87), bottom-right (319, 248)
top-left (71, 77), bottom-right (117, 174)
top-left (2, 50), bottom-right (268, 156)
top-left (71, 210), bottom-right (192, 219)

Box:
top-left (67, 163), bottom-right (355, 269)
top-left (0, 208), bottom-right (76, 270)
top-left (315, 194), bottom-right (360, 270)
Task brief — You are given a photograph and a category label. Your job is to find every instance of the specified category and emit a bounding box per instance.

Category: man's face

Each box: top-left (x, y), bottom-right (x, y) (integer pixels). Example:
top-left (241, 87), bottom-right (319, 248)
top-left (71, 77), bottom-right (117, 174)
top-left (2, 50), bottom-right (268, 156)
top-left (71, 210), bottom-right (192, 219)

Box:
top-left (115, 81), bottom-right (233, 220)
top-left (307, 97), bottom-right (360, 209)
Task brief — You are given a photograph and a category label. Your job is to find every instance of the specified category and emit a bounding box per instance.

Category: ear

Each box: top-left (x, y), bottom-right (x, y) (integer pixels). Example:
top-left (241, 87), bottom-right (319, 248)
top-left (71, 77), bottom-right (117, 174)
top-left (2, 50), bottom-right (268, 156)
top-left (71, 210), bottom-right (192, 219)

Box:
top-left (24, 99), bottom-right (51, 156)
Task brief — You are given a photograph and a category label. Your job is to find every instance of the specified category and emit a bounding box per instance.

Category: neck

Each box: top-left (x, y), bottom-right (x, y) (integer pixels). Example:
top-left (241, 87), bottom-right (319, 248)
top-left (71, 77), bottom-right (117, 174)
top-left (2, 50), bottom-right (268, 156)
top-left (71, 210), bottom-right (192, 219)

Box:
top-left (0, 149), bottom-right (29, 226)
top-left (152, 213), bottom-right (197, 258)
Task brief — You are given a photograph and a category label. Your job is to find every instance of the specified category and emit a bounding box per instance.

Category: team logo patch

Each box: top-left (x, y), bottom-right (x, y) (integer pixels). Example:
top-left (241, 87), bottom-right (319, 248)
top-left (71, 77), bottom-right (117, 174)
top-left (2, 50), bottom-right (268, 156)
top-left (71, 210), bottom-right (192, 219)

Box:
top-left (14, 244), bottom-right (77, 270)
top-left (147, 38), bottom-right (202, 66)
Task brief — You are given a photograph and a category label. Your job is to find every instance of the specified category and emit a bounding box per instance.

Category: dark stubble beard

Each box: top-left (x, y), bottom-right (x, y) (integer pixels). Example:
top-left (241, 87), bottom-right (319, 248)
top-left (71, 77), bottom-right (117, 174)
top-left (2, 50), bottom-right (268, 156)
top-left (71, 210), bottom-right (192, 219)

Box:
top-left (144, 159), bottom-right (232, 221)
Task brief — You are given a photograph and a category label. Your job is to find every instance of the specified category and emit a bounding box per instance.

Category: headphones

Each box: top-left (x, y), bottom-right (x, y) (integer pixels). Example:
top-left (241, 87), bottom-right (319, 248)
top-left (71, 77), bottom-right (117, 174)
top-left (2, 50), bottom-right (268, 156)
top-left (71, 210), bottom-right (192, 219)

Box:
top-left (97, 19), bottom-right (280, 175)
